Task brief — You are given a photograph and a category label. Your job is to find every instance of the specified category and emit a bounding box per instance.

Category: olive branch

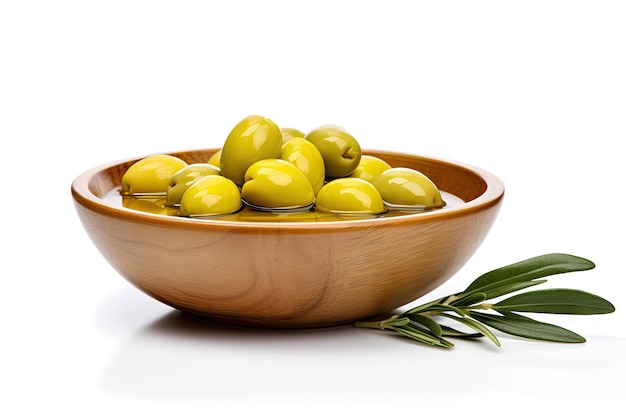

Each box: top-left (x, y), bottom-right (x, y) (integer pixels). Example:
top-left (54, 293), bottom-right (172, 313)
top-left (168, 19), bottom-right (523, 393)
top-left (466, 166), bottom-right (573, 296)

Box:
top-left (354, 253), bottom-right (615, 348)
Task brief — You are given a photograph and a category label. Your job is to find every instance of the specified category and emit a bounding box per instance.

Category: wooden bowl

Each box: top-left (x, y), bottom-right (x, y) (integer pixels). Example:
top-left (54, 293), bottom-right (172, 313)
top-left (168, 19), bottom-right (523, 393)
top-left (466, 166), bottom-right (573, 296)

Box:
top-left (71, 149), bottom-right (504, 328)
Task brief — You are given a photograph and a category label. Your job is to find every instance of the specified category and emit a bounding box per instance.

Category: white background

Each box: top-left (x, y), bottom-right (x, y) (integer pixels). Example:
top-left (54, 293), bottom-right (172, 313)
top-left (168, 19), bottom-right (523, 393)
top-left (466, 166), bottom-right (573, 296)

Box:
top-left (2, 1), bottom-right (625, 415)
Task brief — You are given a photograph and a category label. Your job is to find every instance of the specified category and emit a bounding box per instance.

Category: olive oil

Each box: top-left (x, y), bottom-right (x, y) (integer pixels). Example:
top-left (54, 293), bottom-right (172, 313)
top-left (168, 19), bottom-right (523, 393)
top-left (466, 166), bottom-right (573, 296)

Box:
top-left (102, 188), bottom-right (464, 222)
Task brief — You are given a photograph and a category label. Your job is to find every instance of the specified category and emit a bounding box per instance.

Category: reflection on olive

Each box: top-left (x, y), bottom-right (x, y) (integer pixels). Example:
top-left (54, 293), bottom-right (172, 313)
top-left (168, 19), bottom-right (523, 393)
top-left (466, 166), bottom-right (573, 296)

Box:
top-left (373, 167), bottom-right (444, 209)
top-left (305, 125), bottom-right (362, 178)
top-left (122, 196), bottom-right (179, 216)
top-left (349, 155), bottom-right (392, 183)
top-left (315, 178), bottom-right (386, 215)
top-left (242, 159), bottom-right (315, 209)
top-left (166, 163), bottom-right (221, 206)
top-left (220, 115), bottom-right (282, 186)
top-left (178, 175), bottom-right (242, 217)
top-left (121, 154), bottom-right (188, 195)
top-left (281, 137), bottom-right (326, 194)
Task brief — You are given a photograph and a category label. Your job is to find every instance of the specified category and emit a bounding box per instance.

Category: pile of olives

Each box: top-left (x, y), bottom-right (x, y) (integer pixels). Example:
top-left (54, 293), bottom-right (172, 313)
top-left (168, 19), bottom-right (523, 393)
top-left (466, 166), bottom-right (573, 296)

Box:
top-left (120, 115), bottom-right (445, 220)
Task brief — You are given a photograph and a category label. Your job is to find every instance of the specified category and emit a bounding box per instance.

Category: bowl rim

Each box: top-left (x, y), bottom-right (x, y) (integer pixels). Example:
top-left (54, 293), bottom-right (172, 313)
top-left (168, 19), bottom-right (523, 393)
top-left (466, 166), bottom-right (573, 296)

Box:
top-left (71, 148), bottom-right (505, 231)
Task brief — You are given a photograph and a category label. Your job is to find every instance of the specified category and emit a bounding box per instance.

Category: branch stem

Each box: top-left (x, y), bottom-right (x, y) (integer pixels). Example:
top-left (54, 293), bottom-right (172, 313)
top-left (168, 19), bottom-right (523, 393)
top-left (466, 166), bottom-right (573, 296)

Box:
top-left (354, 314), bottom-right (402, 330)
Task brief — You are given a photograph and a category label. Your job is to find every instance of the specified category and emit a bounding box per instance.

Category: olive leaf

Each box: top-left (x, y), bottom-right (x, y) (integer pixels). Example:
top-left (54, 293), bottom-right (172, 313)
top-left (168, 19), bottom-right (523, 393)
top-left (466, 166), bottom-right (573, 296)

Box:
top-left (449, 292), bottom-right (487, 307)
top-left (461, 253), bottom-right (595, 300)
top-left (439, 313), bottom-right (501, 347)
top-left (405, 313), bottom-right (443, 337)
top-left (469, 311), bottom-right (586, 343)
top-left (394, 323), bottom-right (454, 348)
top-left (354, 254), bottom-right (614, 349)
top-left (493, 289), bottom-right (615, 315)
top-left (439, 325), bottom-right (482, 338)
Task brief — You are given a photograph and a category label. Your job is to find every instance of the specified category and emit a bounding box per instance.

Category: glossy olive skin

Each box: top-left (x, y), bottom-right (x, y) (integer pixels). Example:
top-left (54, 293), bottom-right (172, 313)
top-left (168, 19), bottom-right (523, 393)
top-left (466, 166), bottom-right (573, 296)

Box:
top-left (280, 127), bottom-right (305, 144)
top-left (280, 137), bottom-right (326, 194)
top-left (166, 163), bottom-right (221, 206)
top-left (373, 167), bottom-right (444, 208)
top-left (178, 175), bottom-right (242, 217)
top-left (315, 178), bottom-right (386, 215)
top-left (220, 115), bottom-right (283, 186)
top-left (207, 149), bottom-right (221, 167)
top-left (242, 159), bottom-right (315, 209)
top-left (349, 155), bottom-right (392, 183)
top-left (305, 125), bottom-right (362, 178)
top-left (121, 154), bottom-right (187, 195)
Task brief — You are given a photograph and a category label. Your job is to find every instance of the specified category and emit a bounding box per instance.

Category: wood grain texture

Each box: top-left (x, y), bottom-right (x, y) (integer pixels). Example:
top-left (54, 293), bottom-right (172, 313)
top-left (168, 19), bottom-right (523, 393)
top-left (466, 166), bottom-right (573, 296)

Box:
top-left (71, 149), bottom-right (504, 328)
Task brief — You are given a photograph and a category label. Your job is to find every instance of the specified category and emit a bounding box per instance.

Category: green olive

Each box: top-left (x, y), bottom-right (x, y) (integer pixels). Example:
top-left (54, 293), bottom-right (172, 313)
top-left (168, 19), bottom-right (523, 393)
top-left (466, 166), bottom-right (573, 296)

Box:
top-left (242, 159), bottom-right (315, 209)
top-left (121, 154), bottom-right (188, 195)
top-left (372, 167), bottom-right (444, 209)
top-left (178, 175), bottom-right (242, 217)
top-left (280, 127), bottom-right (305, 144)
top-left (166, 163), bottom-right (221, 206)
top-left (305, 125), bottom-right (362, 178)
top-left (349, 155), bottom-right (392, 182)
top-left (280, 137), bottom-right (326, 194)
top-left (315, 178), bottom-right (386, 215)
top-left (207, 149), bottom-right (221, 167)
top-left (220, 115), bottom-right (283, 186)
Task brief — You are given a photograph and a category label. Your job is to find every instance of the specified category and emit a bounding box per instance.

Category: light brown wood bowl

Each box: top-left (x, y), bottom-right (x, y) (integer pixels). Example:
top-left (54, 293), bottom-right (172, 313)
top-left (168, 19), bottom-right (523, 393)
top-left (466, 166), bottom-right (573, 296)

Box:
top-left (71, 149), bottom-right (504, 328)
